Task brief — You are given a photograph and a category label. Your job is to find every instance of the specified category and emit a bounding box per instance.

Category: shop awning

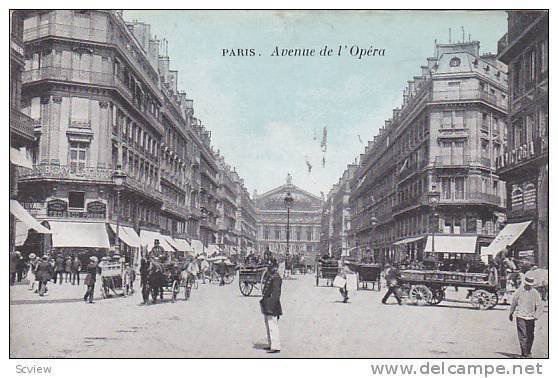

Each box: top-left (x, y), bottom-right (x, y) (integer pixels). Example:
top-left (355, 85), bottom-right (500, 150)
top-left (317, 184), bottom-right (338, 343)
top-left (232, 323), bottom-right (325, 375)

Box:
top-left (207, 244), bottom-right (220, 257)
top-left (161, 234), bottom-right (180, 251)
top-left (10, 147), bottom-right (33, 169)
top-left (15, 221), bottom-right (29, 246)
top-left (424, 235), bottom-right (477, 254)
top-left (139, 230), bottom-right (174, 251)
top-left (109, 224), bottom-right (141, 249)
top-left (173, 238), bottom-right (193, 252)
top-left (49, 221), bottom-right (109, 248)
top-left (190, 239), bottom-right (205, 255)
top-left (481, 221), bottom-right (532, 258)
top-left (393, 235), bottom-right (424, 246)
top-left (10, 200), bottom-right (52, 234)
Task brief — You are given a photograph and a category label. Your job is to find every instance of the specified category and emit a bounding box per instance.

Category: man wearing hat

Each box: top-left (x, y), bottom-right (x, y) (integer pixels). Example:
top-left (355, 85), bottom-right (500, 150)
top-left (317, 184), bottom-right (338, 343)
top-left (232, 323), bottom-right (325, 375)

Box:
top-left (35, 256), bottom-right (52, 296)
top-left (260, 259), bottom-right (282, 353)
top-left (84, 256), bottom-right (100, 303)
top-left (509, 275), bottom-right (544, 358)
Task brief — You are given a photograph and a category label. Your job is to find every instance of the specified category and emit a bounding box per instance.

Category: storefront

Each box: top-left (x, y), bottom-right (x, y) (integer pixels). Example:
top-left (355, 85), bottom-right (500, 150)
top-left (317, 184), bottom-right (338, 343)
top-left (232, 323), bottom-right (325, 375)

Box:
top-left (108, 223), bottom-right (141, 267)
top-left (480, 221), bottom-right (535, 265)
top-left (10, 200), bottom-right (52, 256)
top-left (423, 235), bottom-right (478, 269)
top-left (47, 221), bottom-right (111, 267)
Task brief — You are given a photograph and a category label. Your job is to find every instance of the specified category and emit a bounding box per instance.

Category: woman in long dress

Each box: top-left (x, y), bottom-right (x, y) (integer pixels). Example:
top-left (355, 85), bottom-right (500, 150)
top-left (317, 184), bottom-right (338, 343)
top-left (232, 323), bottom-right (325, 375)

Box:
top-left (27, 253), bottom-right (38, 291)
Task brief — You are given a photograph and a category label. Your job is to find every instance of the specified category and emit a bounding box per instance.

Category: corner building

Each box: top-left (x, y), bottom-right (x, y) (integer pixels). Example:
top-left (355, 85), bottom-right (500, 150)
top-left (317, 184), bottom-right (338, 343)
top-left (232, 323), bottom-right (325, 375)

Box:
top-left (496, 11), bottom-right (548, 268)
top-left (15, 10), bottom-right (240, 261)
top-left (350, 41), bottom-right (508, 264)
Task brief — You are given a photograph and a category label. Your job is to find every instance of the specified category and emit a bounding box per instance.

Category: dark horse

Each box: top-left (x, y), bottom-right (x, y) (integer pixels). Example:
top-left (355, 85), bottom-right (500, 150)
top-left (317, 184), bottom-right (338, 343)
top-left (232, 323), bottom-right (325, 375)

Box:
top-left (141, 259), bottom-right (164, 304)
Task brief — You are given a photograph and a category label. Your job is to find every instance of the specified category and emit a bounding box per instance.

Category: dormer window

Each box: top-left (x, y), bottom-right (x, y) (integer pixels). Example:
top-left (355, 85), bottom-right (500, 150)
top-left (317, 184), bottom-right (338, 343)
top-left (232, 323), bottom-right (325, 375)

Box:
top-left (449, 57), bottom-right (461, 67)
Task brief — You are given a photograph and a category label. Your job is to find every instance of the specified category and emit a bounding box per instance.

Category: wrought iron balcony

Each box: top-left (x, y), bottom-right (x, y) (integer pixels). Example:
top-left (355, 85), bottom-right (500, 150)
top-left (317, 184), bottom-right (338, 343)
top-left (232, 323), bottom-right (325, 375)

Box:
top-left (10, 108), bottom-right (37, 141)
top-left (496, 136), bottom-right (548, 172)
top-left (431, 89), bottom-right (507, 111)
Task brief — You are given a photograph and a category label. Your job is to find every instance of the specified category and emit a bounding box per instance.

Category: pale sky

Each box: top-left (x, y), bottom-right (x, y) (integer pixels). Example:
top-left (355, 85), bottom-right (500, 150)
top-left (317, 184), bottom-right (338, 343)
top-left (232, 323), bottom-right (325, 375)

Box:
top-left (124, 10), bottom-right (507, 197)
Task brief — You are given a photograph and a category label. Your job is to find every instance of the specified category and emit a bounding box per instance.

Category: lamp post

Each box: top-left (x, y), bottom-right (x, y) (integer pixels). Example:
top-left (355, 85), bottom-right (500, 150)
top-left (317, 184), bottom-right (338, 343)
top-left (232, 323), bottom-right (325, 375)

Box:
top-left (284, 191), bottom-right (294, 255)
top-left (428, 187), bottom-right (441, 263)
top-left (200, 207), bottom-right (208, 255)
top-left (112, 166), bottom-right (127, 258)
top-left (370, 216), bottom-right (377, 262)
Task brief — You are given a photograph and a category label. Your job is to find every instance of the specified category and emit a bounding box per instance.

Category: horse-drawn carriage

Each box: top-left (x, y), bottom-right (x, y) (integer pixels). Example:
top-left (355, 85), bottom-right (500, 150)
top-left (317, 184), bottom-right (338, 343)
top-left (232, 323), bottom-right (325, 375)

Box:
top-left (398, 269), bottom-right (501, 310)
top-left (347, 262), bottom-right (382, 291)
top-left (315, 260), bottom-right (339, 286)
top-left (238, 265), bottom-right (268, 296)
top-left (142, 258), bottom-right (188, 303)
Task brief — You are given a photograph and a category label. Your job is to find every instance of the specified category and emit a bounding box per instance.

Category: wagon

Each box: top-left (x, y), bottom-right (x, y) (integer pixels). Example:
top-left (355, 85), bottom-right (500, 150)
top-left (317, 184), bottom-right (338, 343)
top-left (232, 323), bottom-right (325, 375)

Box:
top-left (142, 260), bottom-right (184, 303)
top-left (315, 261), bottom-right (339, 286)
top-left (398, 269), bottom-right (500, 310)
top-left (238, 265), bottom-right (267, 296)
top-left (348, 262), bottom-right (382, 291)
top-left (100, 261), bottom-right (125, 299)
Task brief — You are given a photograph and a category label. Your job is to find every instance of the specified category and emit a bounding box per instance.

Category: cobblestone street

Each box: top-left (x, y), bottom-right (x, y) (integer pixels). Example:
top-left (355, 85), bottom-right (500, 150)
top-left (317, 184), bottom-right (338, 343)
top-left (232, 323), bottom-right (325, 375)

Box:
top-left (10, 274), bottom-right (548, 358)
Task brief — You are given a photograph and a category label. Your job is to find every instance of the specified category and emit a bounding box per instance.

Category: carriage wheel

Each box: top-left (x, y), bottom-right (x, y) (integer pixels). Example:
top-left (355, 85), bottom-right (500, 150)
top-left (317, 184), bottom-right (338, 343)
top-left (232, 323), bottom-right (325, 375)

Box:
top-left (224, 273), bottom-right (235, 285)
top-left (427, 287), bottom-right (445, 305)
top-left (470, 289), bottom-right (498, 310)
top-left (102, 285), bottom-right (109, 299)
top-left (171, 280), bottom-right (180, 302)
top-left (409, 285), bottom-right (432, 306)
top-left (239, 281), bottom-right (253, 296)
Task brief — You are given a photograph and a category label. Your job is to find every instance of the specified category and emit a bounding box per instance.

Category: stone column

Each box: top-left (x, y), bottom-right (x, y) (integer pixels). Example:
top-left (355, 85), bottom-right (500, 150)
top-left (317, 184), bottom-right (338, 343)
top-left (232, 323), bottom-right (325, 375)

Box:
top-left (97, 100), bottom-right (109, 168)
top-left (39, 96), bottom-right (51, 164)
top-left (50, 96), bottom-right (62, 164)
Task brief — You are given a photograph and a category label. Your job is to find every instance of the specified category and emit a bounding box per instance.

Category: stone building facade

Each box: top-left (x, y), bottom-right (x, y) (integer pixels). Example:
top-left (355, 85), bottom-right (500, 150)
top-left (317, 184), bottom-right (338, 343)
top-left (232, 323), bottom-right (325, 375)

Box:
top-left (255, 176), bottom-right (323, 263)
top-left (496, 11), bottom-right (548, 268)
top-left (14, 10), bottom-right (250, 260)
top-left (347, 41), bottom-right (508, 264)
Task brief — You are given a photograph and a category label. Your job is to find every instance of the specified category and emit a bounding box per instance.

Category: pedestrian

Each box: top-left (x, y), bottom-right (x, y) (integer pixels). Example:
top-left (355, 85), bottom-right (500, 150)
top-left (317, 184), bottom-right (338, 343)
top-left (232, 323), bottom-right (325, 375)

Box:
top-left (9, 251), bottom-right (17, 286)
top-left (124, 263), bottom-right (136, 295)
top-left (71, 256), bottom-right (82, 285)
top-left (83, 256), bottom-right (99, 303)
top-left (35, 256), bottom-right (52, 296)
top-left (509, 276), bottom-right (544, 358)
top-left (16, 252), bottom-right (26, 283)
top-left (381, 263), bottom-right (402, 305)
top-left (54, 254), bottom-right (65, 284)
top-left (199, 256), bottom-right (210, 284)
top-left (260, 259), bottom-right (282, 353)
top-left (64, 257), bottom-right (72, 283)
top-left (336, 260), bottom-right (353, 303)
top-left (27, 253), bottom-right (38, 291)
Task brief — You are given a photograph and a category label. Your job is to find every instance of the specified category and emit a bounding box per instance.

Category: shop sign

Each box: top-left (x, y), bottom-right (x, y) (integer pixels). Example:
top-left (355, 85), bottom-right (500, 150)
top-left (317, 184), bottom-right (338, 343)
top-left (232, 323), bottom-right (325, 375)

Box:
top-left (86, 201), bottom-right (107, 217)
top-left (47, 199), bottom-right (68, 214)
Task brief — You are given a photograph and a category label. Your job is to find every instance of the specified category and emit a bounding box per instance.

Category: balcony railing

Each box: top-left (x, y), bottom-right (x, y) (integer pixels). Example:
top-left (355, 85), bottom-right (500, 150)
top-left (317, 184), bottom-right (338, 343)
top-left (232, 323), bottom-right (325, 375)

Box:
top-left (23, 23), bottom-right (109, 43)
top-left (161, 195), bottom-right (191, 218)
top-left (10, 108), bottom-right (37, 140)
top-left (23, 67), bottom-right (113, 86)
top-left (438, 192), bottom-right (502, 206)
top-left (435, 155), bottom-right (471, 166)
top-left (124, 175), bottom-right (163, 202)
top-left (432, 89), bottom-right (507, 111)
top-left (496, 136), bottom-right (549, 171)
top-left (22, 67), bottom-right (164, 134)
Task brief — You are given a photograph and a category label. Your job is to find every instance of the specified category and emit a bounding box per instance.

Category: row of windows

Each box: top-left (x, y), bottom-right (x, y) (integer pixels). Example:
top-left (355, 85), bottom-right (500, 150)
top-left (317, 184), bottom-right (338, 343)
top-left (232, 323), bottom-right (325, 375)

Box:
top-left (261, 226), bottom-right (318, 241)
top-left (511, 38), bottom-right (548, 98)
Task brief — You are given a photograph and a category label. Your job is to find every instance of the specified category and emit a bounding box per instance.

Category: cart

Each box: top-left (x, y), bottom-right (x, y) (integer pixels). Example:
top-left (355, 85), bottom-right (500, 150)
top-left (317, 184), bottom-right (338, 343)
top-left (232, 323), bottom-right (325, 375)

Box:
top-left (100, 261), bottom-right (125, 299)
top-left (398, 269), bottom-right (501, 310)
top-left (348, 262), bottom-right (382, 291)
top-left (315, 261), bottom-right (339, 286)
top-left (142, 260), bottom-right (183, 303)
top-left (238, 265), bottom-right (267, 296)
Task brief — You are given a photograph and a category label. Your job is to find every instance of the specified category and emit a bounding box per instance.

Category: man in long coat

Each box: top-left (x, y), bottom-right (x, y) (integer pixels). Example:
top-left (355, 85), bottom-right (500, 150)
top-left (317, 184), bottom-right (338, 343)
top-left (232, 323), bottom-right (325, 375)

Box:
top-left (260, 259), bottom-right (282, 353)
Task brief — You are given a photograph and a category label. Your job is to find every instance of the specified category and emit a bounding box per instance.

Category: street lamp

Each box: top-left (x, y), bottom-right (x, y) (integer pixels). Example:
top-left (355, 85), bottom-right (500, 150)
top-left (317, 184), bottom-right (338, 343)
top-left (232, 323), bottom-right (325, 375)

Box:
top-left (200, 207), bottom-right (208, 255)
top-left (284, 191), bottom-right (294, 255)
top-left (428, 187), bottom-right (441, 263)
top-left (370, 215), bottom-right (377, 262)
top-left (112, 166), bottom-right (127, 258)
